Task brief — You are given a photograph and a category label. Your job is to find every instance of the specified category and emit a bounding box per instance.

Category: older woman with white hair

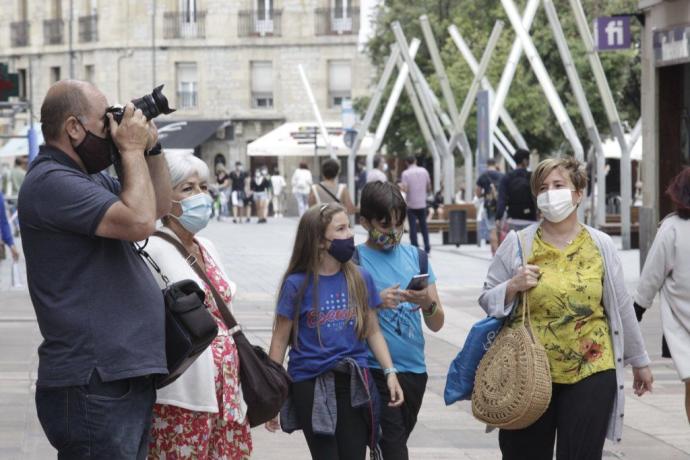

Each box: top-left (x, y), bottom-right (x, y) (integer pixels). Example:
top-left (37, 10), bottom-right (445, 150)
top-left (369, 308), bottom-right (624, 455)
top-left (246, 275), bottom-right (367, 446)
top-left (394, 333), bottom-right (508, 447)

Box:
top-left (145, 152), bottom-right (252, 459)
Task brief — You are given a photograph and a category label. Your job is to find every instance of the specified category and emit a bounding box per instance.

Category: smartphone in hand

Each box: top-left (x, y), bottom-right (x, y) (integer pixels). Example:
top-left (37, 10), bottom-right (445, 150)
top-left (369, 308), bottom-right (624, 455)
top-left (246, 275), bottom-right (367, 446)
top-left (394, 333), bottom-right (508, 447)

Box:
top-left (406, 274), bottom-right (429, 291)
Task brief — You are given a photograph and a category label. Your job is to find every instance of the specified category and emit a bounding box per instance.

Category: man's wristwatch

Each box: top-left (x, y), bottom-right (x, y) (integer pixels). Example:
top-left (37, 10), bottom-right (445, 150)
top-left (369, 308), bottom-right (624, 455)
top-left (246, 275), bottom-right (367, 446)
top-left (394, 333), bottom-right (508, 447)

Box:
top-left (146, 142), bottom-right (162, 157)
top-left (422, 301), bottom-right (438, 317)
top-left (383, 367), bottom-right (398, 376)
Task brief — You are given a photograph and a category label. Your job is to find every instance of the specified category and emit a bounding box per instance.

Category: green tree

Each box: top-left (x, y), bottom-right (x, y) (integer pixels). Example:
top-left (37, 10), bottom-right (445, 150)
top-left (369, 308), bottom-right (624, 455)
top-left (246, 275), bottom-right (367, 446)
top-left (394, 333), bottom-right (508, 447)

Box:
top-left (358, 0), bottom-right (640, 162)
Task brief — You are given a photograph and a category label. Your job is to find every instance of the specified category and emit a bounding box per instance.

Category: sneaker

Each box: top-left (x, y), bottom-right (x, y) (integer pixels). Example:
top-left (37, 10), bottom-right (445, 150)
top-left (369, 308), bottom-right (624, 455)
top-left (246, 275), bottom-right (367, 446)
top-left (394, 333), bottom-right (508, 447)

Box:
top-left (232, 218), bottom-right (238, 223)
top-left (246, 217), bottom-right (251, 223)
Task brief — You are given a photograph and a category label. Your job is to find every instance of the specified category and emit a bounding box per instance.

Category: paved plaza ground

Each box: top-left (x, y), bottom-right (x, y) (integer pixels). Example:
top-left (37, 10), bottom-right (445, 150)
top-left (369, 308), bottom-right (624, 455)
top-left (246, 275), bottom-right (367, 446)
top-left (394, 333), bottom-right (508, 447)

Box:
top-left (1, 217), bottom-right (688, 459)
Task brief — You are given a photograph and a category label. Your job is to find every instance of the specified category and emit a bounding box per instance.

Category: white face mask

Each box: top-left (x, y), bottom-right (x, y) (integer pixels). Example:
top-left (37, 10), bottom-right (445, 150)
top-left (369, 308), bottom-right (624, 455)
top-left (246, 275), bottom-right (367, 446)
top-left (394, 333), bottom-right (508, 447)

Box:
top-left (537, 188), bottom-right (576, 223)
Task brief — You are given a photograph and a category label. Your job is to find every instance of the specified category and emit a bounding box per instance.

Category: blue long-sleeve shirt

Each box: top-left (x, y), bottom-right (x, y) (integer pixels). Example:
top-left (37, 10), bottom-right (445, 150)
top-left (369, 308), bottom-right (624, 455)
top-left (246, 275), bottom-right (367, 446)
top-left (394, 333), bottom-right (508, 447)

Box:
top-left (0, 192), bottom-right (15, 247)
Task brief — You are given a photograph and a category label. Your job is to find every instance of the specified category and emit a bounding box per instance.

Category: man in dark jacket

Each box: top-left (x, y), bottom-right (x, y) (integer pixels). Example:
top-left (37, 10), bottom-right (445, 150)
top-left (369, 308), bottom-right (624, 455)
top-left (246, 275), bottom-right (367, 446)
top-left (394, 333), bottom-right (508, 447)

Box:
top-left (496, 149), bottom-right (537, 236)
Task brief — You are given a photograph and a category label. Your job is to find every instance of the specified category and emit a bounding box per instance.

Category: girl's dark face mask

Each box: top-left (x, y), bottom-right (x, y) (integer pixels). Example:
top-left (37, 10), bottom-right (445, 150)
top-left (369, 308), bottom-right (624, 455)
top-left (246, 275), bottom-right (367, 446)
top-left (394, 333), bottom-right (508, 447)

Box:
top-left (71, 117), bottom-right (116, 174)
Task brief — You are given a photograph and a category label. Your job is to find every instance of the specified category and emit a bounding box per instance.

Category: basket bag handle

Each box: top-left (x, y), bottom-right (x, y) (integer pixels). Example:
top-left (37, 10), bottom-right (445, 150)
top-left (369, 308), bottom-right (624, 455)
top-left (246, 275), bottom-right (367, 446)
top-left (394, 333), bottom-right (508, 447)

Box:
top-left (516, 230), bottom-right (537, 343)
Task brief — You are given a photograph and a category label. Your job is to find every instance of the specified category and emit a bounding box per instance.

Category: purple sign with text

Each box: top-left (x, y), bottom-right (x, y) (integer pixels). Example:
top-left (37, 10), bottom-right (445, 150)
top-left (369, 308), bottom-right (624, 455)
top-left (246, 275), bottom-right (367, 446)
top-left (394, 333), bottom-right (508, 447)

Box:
top-left (594, 16), bottom-right (631, 51)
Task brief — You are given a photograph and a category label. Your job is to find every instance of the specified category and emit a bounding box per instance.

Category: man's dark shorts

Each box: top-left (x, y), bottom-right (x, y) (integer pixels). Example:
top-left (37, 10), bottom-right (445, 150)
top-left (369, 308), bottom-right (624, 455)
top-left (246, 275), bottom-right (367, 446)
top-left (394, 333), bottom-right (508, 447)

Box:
top-left (36, 372), bottom-right (156, 460)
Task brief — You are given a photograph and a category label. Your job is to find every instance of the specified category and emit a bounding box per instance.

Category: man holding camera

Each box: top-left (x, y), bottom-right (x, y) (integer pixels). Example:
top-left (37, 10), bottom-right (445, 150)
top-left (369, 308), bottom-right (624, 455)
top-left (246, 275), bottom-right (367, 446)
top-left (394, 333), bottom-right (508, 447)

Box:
top-left (19, 80), bottom-right (171, 459)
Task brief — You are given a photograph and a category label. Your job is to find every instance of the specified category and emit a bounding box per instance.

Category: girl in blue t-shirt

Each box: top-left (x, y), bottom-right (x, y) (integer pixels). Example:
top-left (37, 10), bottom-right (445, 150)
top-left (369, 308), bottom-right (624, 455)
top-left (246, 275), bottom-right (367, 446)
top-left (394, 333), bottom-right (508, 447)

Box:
top-left (357, 181), bottom-right (445, 460)
top-left (266, 203), bottom-right (404, 460)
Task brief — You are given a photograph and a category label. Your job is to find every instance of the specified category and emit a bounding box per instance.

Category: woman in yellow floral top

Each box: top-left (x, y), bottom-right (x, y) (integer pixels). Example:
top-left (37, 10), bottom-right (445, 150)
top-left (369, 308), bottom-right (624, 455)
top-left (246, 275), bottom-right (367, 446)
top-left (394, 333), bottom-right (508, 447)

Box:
top-left (479, 157), bottom-right (653, 460)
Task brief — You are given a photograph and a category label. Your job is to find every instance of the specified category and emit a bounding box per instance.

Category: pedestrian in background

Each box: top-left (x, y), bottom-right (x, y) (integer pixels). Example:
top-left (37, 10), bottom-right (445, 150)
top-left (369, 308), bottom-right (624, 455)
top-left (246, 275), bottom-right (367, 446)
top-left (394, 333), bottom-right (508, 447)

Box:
top-left (291, 162), bottom-right (313, 217)
top-left (146, 151), bottom-right (252, 459)
top-left (308, 159), bottom-right (355, 214)
top-left (251, 165), bottom-right (270, 223)
top-left (400, 156), bottom-right (431, 254)
top-left (479, 157), bottom-right (653, 459)
top-left (230, 161), bottom-right (250, 223)
top-left (366, 155), bottom-right (388, 183)
top-left (266, 203), bottom-right (404, 460)
top-left (0, 190), bottom-right (20, 264)
top-left (496, 149), bottom-right (537, 238)
top-left (216, 164), bottom-right (230, 220)
top-left (475, 158), bottom-right (504, 255)
top-left (20, 80), bottom-right (170, 459)
top-left (635, 167), bottom-right (690, 423)
top-left (357, 181), bottom-right (445, 459)
top-left (271, 168), bottom-right (287, 217)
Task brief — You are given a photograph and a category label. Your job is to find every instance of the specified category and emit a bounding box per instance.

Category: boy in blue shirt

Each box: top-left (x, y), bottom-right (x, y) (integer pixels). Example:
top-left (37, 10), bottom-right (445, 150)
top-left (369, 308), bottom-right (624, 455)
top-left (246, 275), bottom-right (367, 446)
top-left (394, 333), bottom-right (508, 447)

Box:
top-left (357, 181), bottom-right (445, 459)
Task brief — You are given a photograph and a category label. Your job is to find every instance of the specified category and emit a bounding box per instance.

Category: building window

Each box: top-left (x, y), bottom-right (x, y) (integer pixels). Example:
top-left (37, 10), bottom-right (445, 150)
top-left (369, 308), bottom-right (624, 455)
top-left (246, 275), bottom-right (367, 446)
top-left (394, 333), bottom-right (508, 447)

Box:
top-left (84, 65), bottom-right (94, 83)
top-left (255, 0), bottom-right (274, 35)
top-left (251, 61), bottom-right (273, 109)
top-left (176, 62), bottom-right (198, 109)
top-left (50, 66), bottom-right (61, 83)
top-left (328, 60), bottom-right (351, 108)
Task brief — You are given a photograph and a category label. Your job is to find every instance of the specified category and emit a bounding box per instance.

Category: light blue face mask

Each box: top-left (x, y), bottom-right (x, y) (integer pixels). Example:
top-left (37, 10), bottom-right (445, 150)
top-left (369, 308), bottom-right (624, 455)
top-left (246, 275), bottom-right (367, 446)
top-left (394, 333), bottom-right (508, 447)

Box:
top-left (171, 193), bottom-right (213, 234)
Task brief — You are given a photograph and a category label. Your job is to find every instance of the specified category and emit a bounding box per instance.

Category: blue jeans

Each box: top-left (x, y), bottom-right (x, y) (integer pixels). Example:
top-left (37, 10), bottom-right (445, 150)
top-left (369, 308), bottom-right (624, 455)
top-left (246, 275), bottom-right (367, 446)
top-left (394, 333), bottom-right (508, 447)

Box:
top-left (35, 372), bottom-right (156, 460)
top-left (407, 208), bottom-right (430, 253)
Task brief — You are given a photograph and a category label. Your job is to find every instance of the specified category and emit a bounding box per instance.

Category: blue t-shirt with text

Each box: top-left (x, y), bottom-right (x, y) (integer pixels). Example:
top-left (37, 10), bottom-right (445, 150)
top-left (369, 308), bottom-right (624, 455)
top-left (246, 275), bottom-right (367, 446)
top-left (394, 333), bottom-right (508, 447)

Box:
top-left (276, 268), bottom-right (381, 382)
top-left (357, 244), bottom-right (436, 373)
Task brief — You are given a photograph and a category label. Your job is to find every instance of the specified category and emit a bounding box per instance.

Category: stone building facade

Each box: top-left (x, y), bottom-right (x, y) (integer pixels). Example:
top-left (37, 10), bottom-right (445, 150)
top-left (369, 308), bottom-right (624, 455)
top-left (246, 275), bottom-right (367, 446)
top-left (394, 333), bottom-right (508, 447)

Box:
top-left (0, 0), bottom-right (374, 180)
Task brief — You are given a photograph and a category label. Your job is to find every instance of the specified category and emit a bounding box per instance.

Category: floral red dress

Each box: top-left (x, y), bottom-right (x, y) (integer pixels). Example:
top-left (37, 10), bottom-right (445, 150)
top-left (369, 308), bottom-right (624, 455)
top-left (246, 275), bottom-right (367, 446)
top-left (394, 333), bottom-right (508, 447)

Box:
top-left (148, 243), bottom-right (252, 459)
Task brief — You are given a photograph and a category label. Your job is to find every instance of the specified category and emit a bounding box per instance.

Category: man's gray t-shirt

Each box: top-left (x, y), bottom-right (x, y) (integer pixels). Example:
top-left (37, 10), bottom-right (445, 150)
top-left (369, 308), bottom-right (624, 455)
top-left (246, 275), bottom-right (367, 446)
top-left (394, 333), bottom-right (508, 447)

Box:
top-left (18, 145), bottom-right (167, 387)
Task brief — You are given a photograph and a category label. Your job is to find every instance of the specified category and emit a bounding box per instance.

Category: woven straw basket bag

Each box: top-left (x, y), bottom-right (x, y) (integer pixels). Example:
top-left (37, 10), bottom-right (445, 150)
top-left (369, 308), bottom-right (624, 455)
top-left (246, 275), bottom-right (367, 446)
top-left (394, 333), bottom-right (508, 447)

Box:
top-left (471, 236), bottom-right (552, 430)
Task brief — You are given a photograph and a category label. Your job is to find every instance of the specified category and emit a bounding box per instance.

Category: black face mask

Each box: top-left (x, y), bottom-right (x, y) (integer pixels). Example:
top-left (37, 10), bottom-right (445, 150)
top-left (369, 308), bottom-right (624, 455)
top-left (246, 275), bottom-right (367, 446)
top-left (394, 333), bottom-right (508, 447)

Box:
top-left (72, 119), bottom-right (116, 174)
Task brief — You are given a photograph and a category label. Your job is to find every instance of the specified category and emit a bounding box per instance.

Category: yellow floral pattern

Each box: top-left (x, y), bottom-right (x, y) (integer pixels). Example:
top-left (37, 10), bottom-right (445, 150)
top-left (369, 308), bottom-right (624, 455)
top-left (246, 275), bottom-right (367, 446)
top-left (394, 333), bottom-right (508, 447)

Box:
top-left (515, 227), bottom-right (615, 384)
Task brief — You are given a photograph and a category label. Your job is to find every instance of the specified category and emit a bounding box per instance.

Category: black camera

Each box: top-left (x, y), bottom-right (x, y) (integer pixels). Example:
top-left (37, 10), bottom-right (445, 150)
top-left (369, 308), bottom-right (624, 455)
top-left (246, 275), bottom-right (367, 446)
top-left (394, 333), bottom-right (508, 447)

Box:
top-left (106, 85), bottom-right (175, 124)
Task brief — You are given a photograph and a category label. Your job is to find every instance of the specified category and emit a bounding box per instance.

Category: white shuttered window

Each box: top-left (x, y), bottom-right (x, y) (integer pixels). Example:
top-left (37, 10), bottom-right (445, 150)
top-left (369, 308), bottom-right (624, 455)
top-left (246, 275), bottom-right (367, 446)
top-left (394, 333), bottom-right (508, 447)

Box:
top-left (251, 61), bottom-right (274, 108)
top-left (328, 60), bottom-right (351, 107)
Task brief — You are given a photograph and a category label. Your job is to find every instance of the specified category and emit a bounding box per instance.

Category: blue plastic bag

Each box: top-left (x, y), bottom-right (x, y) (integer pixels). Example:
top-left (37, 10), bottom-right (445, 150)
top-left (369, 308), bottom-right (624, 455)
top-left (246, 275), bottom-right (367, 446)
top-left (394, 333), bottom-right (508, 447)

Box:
top-left (444, 316), bottom-right (504, 405)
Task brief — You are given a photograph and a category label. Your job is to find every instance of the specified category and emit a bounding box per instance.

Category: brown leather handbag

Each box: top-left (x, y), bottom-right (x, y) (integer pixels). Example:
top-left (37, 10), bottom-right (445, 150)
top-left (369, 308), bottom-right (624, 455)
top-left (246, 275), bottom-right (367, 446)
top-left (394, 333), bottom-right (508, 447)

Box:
top-left (154, 232), bottom-right (291, 427)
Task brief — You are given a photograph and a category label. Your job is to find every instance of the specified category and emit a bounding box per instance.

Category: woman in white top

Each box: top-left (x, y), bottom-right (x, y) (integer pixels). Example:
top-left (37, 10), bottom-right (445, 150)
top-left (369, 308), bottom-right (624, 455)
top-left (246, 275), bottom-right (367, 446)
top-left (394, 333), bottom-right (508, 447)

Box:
top-left (291, 162), bottom-right (313, 217)
top-left (145, 152), bottom-right (251, 459)
top-left (308, 158), bottom-right (356, 214)
top-left (635, 167), bottom-right (690, 423)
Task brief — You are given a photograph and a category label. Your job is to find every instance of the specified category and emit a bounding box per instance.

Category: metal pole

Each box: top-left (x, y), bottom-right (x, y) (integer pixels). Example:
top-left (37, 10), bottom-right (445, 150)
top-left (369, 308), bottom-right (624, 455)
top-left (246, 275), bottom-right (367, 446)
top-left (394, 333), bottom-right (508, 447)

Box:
top-left (569, 0), bottom-right (631, 247)
top-left (544, 0), bottom-right (606, 226)
top-left (392, 22), bottom-right (448, 194)
top-left (298, 64), bottom-right (336, 159)
top-left (152, 0), bottom-right (157, 87)
top-left (348, 44), bottom-right (401, 205)
top-left (403, 76), bottom-right (441, 193)
top-left (456, 22), bottom-right (504, 202)
top-left (69, 0), bottom-right (74, 78)
top-left (419, 15), bottom-right (458, 204)
top-left (368, 40), bottom-right (421, 169)
top-left (448, 24), bottom-right (527, 151)
top-left (501, 0), bottom-right (584, 161)
top-left (489, 0), bottom-right (540, 139)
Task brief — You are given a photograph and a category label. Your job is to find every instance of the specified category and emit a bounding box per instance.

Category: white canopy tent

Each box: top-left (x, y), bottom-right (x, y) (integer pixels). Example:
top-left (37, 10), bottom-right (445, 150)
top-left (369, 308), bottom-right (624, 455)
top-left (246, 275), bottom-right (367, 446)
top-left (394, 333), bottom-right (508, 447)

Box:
top-left (601, 134), bottom-right (642, 161)
top-left (247, 122), bottom-right (375, 157)
top-left (0, 123), bottom-right (43, 159)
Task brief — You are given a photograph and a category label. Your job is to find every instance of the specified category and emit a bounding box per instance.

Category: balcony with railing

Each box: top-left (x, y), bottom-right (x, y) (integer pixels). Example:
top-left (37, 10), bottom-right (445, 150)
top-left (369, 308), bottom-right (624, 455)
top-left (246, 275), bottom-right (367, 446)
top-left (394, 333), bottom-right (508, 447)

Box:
top-left (315, 7), bottom-right (360, 35)
top-left (238, 10), bottom-right (282, 37)
top-left (78, 15), bottom-right (98, 42)
top-left (164, 11), bottom-right (206, 39)
top-left (10, 21), bottom-right (30, 47)
top-left (44, 18), bottom-right (64, 45)
top-left (177, 90), bottom-right (198, 110)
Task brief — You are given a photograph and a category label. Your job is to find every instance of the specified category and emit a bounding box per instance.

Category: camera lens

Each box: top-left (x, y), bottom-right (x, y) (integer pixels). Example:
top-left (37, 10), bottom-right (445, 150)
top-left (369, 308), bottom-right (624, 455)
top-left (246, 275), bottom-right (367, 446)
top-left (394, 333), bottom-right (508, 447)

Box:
top-left (131, 85), bottom-right (175, 120)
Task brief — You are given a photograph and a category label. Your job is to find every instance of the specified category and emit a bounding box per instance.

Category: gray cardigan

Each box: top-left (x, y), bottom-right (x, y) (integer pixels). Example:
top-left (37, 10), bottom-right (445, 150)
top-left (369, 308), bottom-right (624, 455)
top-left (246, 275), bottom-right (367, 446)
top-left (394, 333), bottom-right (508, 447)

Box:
top-left (478, 223), bottom-right (650, 442)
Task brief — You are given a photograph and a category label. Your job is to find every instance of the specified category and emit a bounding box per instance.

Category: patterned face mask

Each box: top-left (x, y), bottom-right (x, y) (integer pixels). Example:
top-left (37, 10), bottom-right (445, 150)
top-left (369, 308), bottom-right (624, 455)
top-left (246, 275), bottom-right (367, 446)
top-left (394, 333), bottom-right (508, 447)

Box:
top-left (368, 226), bottom-right (403, 250)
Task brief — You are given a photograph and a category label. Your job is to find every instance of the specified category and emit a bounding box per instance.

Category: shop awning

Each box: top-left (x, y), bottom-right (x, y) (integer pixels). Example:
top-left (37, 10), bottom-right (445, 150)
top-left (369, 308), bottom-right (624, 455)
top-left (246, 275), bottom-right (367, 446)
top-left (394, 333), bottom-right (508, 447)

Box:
top-left (156, 119), bottom-right (230, 149)
top-left (247, 121), bottom-right (374, 157)
top-left (0, 123), bottom-right (43, 158)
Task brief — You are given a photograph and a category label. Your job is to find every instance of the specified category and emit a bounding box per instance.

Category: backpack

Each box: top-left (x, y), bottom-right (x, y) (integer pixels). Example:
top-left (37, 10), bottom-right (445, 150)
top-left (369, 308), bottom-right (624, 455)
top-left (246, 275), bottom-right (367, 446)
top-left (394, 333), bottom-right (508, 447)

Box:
top-left (505, 170), bottom-right (535, 219)
top-left (480, 172), bottom-right (500, 217)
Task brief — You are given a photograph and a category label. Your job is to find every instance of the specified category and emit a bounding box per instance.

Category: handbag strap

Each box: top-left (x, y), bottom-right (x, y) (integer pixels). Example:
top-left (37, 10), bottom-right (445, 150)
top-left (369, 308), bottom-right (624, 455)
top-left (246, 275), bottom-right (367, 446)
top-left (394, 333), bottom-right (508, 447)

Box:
top-left (152, 231), bottom-right (240, 331)
top-left (516, 230), bottom-right (535, 337)
top-left (318, 182), bottom-right (342, 203)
